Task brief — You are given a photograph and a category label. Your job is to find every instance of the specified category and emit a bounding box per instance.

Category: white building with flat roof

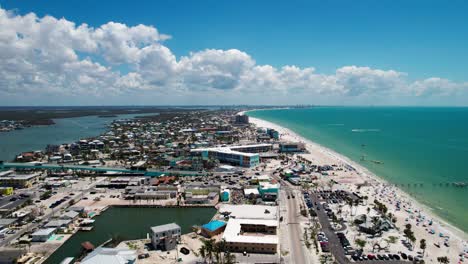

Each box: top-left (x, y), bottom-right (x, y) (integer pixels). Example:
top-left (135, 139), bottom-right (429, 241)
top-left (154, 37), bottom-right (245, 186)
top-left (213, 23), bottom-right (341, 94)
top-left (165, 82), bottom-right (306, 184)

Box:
top-left (31, 228), bottom-right (55, 242)
top-left (222, 218), bottom-right (278, 254)
top-left (219, 204), bottom-right (278, 220)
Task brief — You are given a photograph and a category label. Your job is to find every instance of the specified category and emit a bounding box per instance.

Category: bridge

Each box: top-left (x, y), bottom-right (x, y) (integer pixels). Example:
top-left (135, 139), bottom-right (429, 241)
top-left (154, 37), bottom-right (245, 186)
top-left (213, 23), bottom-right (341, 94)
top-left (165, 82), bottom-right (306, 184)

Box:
top-left (0, 162), bottom-right (207, 177)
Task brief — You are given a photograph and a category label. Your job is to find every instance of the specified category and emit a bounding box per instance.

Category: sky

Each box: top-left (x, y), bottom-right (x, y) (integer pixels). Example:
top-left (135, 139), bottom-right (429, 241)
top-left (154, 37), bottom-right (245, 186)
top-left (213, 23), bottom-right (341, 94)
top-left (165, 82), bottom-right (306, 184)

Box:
top-left (0, 0), bottom-right (467, 106)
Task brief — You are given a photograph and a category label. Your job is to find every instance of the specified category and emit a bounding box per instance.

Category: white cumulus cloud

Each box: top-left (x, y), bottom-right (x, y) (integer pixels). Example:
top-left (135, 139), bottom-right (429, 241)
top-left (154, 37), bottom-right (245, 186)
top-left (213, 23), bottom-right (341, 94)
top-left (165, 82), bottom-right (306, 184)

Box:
top-left (0, 7), bottom-right (467, 105)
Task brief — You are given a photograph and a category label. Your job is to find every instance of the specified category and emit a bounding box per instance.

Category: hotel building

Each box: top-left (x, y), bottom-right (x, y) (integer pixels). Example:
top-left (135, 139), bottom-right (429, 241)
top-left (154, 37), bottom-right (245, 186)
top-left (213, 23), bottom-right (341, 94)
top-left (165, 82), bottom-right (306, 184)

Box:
top-left (190, 144), bottom-right (272, 168)
top-left (219, 205), bottom-right (279, 254)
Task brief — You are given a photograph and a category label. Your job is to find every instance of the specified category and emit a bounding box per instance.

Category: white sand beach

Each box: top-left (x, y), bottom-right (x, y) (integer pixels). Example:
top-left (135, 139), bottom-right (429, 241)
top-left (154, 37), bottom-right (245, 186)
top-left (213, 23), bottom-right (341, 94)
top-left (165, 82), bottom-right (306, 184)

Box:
top-left (246, 112), bottom-right (468, 263)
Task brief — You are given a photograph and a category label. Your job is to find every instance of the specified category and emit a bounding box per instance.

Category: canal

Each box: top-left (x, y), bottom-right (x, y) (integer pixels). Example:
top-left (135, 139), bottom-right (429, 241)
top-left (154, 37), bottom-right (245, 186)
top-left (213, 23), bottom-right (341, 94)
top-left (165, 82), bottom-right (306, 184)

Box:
top-left (44, 206), bottom-right (216, 264)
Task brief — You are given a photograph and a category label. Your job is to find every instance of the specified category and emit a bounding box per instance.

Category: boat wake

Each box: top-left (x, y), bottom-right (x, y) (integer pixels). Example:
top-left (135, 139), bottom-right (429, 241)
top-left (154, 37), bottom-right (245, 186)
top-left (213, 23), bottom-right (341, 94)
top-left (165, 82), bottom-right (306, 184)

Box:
top-left (351, 128), bottom-right (381, 132)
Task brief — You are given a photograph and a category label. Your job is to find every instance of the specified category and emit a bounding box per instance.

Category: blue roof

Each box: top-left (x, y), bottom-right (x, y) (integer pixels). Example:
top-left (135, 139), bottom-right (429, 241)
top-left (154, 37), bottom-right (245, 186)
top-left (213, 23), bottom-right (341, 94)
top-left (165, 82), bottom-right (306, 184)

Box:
top-left (202, 220), bottom-right (226, 231)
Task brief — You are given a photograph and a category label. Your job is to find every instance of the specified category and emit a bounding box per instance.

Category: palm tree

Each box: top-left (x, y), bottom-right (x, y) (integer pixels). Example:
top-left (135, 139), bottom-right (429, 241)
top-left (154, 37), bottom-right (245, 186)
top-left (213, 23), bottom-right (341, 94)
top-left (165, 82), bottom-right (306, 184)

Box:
top-left (386, 235), bottom-right (398, 245)
top-left (198, 245), bottom-right (207, 263)
top-left (437, 256), bottom-right (449, 264)
top-left (327, 180), bottom-right (335, 191)
top-left (200, 238), bottom-right (215, 263)
top-left (420, 239), bottom-right (426, 256)
top-left (214, 239), bottom-right (228, 263)
top-left (224, 251), bottom-right (236, 264)
top-left (347, 199), bottom-right (354, 216)
top-left (355, 238), bottom-right (366, 250)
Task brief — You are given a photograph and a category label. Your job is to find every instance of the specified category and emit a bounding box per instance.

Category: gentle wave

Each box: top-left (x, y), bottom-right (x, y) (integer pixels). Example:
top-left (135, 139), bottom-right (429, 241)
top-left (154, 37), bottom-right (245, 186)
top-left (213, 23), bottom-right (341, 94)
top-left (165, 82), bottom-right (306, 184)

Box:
top-left (351, 128), bottom-right (381, 132)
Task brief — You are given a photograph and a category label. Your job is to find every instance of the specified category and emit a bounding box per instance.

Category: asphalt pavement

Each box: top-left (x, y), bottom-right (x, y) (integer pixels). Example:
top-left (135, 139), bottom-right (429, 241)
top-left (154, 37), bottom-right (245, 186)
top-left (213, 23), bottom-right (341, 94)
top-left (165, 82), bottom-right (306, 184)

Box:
top-left (311, 192), bottom-right (410, 264)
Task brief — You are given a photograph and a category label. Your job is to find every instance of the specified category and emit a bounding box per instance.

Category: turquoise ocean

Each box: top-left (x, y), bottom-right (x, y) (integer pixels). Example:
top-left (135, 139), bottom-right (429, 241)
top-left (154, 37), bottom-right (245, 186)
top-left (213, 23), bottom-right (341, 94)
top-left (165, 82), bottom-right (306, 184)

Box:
top-left (248, 107), bottom-right (468, 234)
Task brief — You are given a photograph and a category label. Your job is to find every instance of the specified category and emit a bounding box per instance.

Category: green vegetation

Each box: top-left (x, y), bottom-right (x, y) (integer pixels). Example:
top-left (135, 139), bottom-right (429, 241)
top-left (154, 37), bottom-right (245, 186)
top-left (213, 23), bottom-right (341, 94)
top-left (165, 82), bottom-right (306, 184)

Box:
top-left (385, 235), bottom-right (399, 244)
top-left (198, 239), bottom-right (236, 264)
top-left (420, 239), bottom-right (426, 255)
top-left (40, 190), bottom-right (52, 200)
top-left (355, 238), bottom-right (366, 249)
top-left (404, 224), bottom-right (416, 245)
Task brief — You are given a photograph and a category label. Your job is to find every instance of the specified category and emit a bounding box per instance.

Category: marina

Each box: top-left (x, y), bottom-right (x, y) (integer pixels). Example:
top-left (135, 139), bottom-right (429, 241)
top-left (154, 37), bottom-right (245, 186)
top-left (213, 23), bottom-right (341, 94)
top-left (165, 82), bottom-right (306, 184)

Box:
top-left (43, 206), bottom-right (216, 264)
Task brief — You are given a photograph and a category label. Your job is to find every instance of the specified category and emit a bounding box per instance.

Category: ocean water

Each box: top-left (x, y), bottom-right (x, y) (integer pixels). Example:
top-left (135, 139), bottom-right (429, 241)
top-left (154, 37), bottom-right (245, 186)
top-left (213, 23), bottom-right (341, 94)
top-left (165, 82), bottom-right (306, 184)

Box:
top-left (248, 107), bottom-right (468, 233)
top-left (0, 114), bottom-right (145, 161)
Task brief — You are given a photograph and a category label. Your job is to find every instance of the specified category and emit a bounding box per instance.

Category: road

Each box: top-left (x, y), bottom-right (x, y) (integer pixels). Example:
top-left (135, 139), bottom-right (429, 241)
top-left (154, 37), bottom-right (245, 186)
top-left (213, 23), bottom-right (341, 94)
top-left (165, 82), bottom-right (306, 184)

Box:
top-left (271, 169), bottom-right (308, 264)
top-left (284, 189), bottom-right (307, 264)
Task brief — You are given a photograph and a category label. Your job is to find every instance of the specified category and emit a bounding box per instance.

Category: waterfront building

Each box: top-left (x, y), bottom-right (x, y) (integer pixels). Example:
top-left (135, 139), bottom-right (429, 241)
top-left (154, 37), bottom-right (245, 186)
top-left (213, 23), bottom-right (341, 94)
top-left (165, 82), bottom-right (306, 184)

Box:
top-left (191, 147), bottom-right (259, 168)
top-left (80, 247), bottom-right (137, 264)
top-left (134, 190), bottom-right (176, 200)
top-left (201, 220), bottom-right (227, 237)
top-left (184, 191), bottom-right (218, 204)
top-left (229, 143), bottom-right (272, 153)
top-left (31, 228), bottom-right (55, 242)
top-left (219, 204), bottom-right (279, 254)
top-left (219, 204), bottom-right (278, 220)
top-left (44, 219), bottom-right (73, 230)
top-left (60, 211), bottom-right (79, 221)
top-left (279, 142), bottom-right (306, 153)
top-left (150, 223), bottom-right (181, 251)
top-left (222, 218), bottom-right (278, 254)
top-left (234, 114), bottom-right (249, 125)
top-left (267, 128), bottom-right (280, 139)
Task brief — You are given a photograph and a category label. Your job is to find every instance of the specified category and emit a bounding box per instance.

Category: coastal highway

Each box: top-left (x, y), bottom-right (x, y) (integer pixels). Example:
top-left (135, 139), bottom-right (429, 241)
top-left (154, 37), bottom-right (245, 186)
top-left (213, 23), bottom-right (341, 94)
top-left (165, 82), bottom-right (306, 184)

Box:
top-left (271, 169), bottom-right (308, 264)
top-left (284, 189), bottom-right (307, 264)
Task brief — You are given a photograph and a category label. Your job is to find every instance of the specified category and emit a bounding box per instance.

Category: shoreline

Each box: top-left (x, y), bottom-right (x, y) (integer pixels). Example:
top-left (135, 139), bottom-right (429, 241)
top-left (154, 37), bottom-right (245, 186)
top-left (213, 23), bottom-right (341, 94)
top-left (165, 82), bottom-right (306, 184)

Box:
top-left (244, 110), bottom-right (467, 256)
top-left (43, 205), bottom-right (216, 264)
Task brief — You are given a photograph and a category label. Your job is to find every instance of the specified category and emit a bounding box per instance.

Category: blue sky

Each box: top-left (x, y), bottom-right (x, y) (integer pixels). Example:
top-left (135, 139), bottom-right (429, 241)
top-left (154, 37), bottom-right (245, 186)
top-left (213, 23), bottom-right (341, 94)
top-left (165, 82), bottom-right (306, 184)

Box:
top-left (3, 0), bottom-right (467, 80)
top-left (0, 0), bottom-right (467, 105)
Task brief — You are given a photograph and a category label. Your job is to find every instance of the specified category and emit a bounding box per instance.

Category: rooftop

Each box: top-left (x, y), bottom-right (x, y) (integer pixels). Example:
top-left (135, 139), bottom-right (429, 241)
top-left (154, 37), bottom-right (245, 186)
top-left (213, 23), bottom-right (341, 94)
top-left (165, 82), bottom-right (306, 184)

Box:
top-left (81, 247), bottom-right (137, 264)
top-left (202, 220), bottom-right (226, 232)
top-left (219, 204), bottom-right (278, 220)
top-left (150, 223), bottom-right (180, 234)
top-left (191, 147), bottom-right (258, 157)
top-left (222, 218), bottom-right (278, 245)
top-left (0, 173), bottom-right (40, 180)
top-left (31, 228), bottom-right (56, 236)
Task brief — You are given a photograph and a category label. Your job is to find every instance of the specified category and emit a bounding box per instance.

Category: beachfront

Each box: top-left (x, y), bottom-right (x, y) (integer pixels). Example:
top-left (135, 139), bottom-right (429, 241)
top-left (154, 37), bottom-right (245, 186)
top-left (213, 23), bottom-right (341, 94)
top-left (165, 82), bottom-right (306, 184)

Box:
top-left (247, 113), bottom-right (468, 263)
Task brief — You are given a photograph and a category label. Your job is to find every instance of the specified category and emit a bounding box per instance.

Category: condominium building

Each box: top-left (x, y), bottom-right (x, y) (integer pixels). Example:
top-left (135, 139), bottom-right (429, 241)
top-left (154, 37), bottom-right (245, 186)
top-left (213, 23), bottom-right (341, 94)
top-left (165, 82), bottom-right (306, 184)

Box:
top-left (234, 114), bottom-right (249, 125)
top-left (222, 218), bottom-right (278, 254)
top-left (190, 144), bottom-right (272, 168)
top-left (191, 148), bottom-right (259, 167)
